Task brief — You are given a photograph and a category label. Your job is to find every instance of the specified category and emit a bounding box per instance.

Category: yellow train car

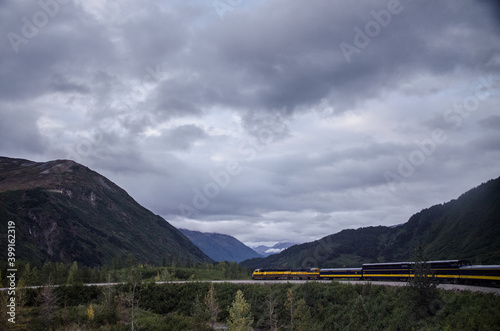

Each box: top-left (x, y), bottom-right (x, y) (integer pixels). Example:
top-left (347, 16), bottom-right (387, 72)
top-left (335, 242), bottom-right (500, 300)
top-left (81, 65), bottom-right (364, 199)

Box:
top-left (252, 268), bottom-right (319, 280)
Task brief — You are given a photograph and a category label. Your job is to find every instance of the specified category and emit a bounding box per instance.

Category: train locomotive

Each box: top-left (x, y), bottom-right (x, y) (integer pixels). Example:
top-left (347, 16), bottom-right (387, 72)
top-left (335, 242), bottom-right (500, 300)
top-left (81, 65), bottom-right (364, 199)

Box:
top-left (252, 260), bottom-right (500, 285)
top-left (251, 268), bottom-right (320, 280)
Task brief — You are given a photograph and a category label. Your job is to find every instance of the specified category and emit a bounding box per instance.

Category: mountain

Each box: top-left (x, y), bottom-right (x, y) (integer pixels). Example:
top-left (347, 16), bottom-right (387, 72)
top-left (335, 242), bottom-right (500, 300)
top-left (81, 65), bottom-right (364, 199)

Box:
top-left (179, 229), bottom-right (262, 263)
top-left (0, 157), bottom-right (212, 266)
top-left (252, 242), bottom-right (297, 257)
top-left (242, 176), bottom-right (500, 269)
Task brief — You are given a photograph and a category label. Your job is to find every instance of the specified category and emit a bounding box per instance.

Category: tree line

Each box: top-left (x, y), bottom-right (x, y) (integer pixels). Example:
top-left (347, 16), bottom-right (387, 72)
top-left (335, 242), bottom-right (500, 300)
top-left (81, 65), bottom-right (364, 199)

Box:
top-left (0, 256), bottom-right (249, 288)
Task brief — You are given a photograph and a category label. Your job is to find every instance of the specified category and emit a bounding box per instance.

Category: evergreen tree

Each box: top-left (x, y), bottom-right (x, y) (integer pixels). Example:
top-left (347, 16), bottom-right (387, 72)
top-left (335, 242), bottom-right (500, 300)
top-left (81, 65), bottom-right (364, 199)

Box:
top-left (348, 295), bottom-right (371, 330)
top-left (161, 268), bottom-right (172, 282)
top-left (0, 291), bottom-right (7, 330)
top-left (113, 254), bottom-right (122, 270)
top-left (38, 280), bottom-right (58, 328)
top-left (66, 261), bottom-right (79, 285)
top-left (126, 269), bottom-right (141, 331)
top-left (191, 295), bottom-right (210, 331)
top-left (284, 289), bottom-right (316, 331)
top-left (204, 283), bottom-right (220, 329)
top-left (102, 284), bottom-right (118, 324)
top-left (22, 263), bottom-right (40, 286)
top-left (406, 244), bottom-right (438, 319)
top-left (218, 261), bottom-right (227, 278)
top-left (126, 253), bottom-right (136, 269)
top-left (227, 290), bottom-right (253, 331)
top-left (55, 262), bottom-right (69, 284)
top-left (80, 266), bottom-right (93, 283)
top-left (285, 288), bottom-right (295, 331)
top-left (42, 261), bottom-right (54, 284)
top-left (266, 292), bottom-right (279, 331)
top-left (294, 298), bottom-right (315, 331)
top-left (100, 265), bottom-right (111, 283)
top-left (15, 277), bottom-right (29, 329)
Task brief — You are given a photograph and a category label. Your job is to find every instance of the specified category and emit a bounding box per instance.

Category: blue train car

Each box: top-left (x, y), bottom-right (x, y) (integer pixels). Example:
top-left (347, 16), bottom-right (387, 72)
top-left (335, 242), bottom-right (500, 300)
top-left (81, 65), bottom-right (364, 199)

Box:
top-left (252, 259), bottom-right (500, 286)
top-left (459, 265), bottom-right (500, 285)
top-left (361, 262), bottom-right (412, 281)
top-left (319, 268), bottom-right (362, 280)
top-left (362, 260), bottom-right (471, 282)
top-left (426, 260), bottom-right (469, 282)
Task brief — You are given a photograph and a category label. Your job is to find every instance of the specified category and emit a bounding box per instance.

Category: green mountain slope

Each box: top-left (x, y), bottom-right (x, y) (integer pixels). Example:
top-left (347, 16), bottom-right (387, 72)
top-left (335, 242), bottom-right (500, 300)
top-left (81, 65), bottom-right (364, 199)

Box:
top-left (0, 157), bottom-right (212, 266)
top-left (242, 176), bottom-right (500, 269)
top-left (399, 177), bottom-right (500, 263)
top-left (179, 229), bottom-right (262, 263)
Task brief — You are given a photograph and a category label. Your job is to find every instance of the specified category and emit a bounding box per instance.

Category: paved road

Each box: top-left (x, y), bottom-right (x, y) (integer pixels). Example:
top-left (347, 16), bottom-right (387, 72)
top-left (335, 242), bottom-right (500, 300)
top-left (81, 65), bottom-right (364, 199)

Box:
top-left (2, 280), bottom-right (499, 296)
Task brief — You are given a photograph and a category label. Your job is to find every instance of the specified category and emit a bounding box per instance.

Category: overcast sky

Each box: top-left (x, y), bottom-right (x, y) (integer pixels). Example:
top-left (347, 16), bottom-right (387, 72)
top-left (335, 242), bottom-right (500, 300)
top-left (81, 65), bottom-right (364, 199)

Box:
top-left (1, 0), bottom-right (499, 246)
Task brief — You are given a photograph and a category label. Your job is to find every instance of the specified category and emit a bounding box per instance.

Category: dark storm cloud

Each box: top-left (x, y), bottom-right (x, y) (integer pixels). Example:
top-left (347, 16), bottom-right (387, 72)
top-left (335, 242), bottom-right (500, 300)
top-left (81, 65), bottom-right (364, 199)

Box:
top-left (479, 115), bottom-right (500, 130)
top-left (159, 125), bottom-right (208, 151)
top-left (49, 74), bottom-right (91, 94)
top-left (0, 104), bottom-right (45, 154)
top-left (1, 1), bottom-right (114, 101)
top-left (188, 0), bottom-right (500, 114)
top-left (1, 0), bottom-right (499, 244)
top-left (153, 79), bottom-right (208, 120)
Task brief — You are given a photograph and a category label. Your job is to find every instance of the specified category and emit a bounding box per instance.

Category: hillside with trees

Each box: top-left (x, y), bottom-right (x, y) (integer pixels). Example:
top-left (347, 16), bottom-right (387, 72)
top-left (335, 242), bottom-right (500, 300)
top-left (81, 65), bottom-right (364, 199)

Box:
top-left (243, 176), bottom-right (500, 269)
top-left (0, 157), bottom-right (212, 266)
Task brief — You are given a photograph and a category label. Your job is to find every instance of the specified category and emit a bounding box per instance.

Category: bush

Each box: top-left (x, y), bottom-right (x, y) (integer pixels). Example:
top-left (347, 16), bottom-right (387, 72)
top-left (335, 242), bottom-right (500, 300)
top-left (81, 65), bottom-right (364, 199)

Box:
top-left (21, 281), bottom-right (500, 330)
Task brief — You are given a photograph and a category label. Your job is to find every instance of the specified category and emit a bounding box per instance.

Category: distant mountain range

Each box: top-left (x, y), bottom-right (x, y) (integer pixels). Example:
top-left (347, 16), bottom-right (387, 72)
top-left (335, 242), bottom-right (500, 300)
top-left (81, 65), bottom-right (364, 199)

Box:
top-left (179, 229), bottom-right (262, 263)
top-left (242, 176), bottom-right (500, 269)
top-left (0, 157), bottom-right (212, 266)
top-left (252, 242), bottom-right (297, 257)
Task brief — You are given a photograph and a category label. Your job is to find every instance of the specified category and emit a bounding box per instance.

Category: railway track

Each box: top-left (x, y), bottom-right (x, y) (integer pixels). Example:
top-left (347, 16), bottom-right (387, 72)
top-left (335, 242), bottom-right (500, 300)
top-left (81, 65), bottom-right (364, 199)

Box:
top-left (1, 279), bottom-right (499, 296)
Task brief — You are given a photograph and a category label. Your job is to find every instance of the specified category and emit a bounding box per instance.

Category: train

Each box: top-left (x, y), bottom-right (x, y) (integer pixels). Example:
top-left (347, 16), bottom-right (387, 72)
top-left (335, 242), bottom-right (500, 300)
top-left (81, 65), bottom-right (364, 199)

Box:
top-left (252, 260), bottom-right (500, 285)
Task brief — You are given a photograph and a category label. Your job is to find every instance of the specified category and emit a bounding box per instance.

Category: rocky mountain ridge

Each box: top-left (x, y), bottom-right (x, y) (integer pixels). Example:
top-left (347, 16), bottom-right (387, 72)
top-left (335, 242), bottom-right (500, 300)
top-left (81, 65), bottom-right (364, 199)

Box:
top-left (0, 157), bottom-right (212, 266)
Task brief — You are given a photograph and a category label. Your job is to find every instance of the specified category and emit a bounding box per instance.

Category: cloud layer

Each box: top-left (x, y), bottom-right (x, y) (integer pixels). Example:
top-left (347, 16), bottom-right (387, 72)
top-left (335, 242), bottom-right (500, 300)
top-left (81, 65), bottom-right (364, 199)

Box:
top-left (2, 0), bottom-right (500, 245)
